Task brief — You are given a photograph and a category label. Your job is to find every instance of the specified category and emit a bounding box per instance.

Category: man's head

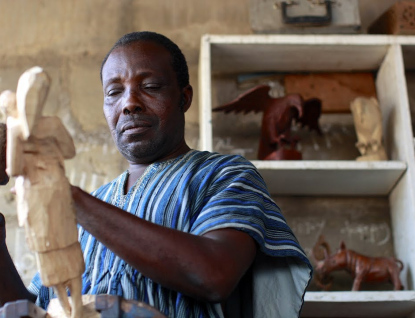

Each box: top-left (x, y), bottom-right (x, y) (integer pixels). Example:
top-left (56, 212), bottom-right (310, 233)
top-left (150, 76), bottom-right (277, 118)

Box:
top-left (101, 31), bottom-right (189, 91)
top-left (101, 31), bottom-right (193, 165)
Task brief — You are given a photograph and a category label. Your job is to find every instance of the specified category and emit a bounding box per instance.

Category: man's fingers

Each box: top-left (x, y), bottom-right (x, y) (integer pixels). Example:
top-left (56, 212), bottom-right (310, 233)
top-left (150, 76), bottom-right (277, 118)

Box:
top-left (0, 212), bottom-right (5, 243)
top-left (0, 212), bottom-right (4, 228)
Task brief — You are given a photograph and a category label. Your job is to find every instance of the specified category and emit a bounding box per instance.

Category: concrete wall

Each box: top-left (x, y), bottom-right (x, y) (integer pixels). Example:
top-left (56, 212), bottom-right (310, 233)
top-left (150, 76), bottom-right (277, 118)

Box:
top-left (0, 0), bottom-right (400, 285)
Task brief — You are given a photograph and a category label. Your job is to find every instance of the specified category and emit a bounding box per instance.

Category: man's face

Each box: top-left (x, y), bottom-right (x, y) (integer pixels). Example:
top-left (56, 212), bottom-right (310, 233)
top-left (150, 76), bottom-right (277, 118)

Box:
top-left (101, 41), bottom-right (190, 164)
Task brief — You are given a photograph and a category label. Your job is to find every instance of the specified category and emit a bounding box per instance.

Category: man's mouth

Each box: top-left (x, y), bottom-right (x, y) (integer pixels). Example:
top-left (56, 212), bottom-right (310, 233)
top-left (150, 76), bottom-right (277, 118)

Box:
top-left (120, 120), bottom-right (152, 135)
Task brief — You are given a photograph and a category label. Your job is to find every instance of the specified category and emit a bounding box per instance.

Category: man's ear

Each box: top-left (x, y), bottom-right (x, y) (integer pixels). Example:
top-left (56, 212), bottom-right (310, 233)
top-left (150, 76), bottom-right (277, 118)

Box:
top-left (181, 85), bottom-right (193, 113)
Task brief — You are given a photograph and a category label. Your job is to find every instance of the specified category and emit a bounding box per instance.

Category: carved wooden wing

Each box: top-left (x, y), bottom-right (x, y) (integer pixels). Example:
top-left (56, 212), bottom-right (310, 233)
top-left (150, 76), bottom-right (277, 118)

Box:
top-left (296, 97), bottom-right (323, 134)
top-left (16, 66), bottom-right (51, 140)
top-left (212, 84), bottom-right (273, 114)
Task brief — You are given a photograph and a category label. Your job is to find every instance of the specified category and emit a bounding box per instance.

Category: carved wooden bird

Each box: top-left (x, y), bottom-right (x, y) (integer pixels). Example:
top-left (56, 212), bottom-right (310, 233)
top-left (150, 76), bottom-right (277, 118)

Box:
top-left (213, 84), bottom-right (322, 160)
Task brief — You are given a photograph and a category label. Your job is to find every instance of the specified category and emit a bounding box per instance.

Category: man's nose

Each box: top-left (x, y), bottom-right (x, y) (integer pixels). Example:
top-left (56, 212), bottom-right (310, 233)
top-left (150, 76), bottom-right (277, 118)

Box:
top-left (122, 90), bottom-right (145, 115)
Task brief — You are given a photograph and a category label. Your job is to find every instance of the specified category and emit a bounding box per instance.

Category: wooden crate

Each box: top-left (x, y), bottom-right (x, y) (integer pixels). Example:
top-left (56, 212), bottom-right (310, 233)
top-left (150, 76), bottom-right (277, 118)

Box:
top-left (249, 0), bottom-right (361, 34)
top-left (369, 0), bottom-right (415, 35)
top-left (284, 72), bottom-right (377, 113)
top-left (198, 34), bottom-right (415, 317)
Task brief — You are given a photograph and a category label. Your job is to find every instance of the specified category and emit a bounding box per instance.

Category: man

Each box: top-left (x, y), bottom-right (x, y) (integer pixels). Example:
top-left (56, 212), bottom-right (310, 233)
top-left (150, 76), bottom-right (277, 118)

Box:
top-left (0, 31), bottom-right (311, 317)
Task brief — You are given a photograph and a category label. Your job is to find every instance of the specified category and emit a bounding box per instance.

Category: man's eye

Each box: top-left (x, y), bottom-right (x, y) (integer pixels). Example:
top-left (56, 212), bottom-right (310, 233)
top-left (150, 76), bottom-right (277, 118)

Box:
top-left (107, 89), bottom-right (121, 96)
top-left (143, 83), bottom-right (161, 90)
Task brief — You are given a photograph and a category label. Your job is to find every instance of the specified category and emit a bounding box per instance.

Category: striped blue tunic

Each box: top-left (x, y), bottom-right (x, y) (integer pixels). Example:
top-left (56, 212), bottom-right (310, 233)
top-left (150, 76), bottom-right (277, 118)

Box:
top-left (28, 150), bottom-right (310, 317)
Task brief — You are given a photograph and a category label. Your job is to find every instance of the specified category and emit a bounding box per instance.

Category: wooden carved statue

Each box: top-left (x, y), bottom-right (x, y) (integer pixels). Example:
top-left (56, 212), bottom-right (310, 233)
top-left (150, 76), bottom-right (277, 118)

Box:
top-left (0, 67), bottom-right (84, 318)
top-left (311, 235), bottom-right (404, 291)
top-left (213, 84), bottom-right (322, 160)
top-left (350, 97), bottom-right (388, 161)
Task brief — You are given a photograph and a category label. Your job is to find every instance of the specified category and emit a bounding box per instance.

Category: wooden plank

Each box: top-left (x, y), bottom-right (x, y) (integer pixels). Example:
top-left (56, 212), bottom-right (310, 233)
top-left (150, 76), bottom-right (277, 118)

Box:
top-left (253, 160), bottom-right (406, 196)
top-left (199, 35), bottom-right (213, 151)
top-left (211, 42), bottom-right (390, 74)
top-left (284, 72), bottom-right (377, 113)
top-left (377, 44), bottom-right (415, 290)
top-left (302, 291), bottom-right (415, 317)
top-left (208, 35), bottom-right (395, 75)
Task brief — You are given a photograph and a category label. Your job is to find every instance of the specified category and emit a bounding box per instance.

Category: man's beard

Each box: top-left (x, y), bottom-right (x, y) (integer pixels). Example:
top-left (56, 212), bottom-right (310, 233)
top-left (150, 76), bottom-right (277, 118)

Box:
top-left (113, 114), bottom-right (158, 162)
top-left (114, 133), bottom-right (160, 163)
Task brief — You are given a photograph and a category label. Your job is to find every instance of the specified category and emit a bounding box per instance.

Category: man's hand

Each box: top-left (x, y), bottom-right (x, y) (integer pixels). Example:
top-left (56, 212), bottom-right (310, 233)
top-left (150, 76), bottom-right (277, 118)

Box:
top-left (0, 212), bottom-right (6, 247)
top-left (0, 212), bottom-right (37, 305)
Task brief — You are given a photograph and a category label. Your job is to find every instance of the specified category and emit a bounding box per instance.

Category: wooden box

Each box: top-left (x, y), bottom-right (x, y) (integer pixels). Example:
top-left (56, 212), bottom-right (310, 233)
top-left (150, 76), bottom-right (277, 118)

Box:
top-left (369, 0), bottom-right (415, 35)
top-left (249, 0), bottom-right (361, 34)
top-left (198, 34), bottom-right (415, 317)
top-left (284, 72), bottom-right (377, 113)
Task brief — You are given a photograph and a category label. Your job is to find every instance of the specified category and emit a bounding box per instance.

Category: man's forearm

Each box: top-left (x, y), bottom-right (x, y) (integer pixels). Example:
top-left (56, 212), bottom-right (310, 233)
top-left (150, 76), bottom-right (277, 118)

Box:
top-left (71, 185), bottom-right (257, 303)
top-left (72, 186), bottom-right (226, 299)
top-left (0, 244), bottom-right (36, 306)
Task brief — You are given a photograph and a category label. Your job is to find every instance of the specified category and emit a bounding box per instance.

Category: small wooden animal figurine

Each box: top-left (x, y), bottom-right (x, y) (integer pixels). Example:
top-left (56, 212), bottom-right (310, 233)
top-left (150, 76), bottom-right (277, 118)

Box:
top-left (350, 97), bottom-right (388, 161)
top-left (312, 235), bottom-right (404, 291)
top-left (0, 67), bottom-right (84, 318)
top-left (213, 84), bottom-right (322, 160)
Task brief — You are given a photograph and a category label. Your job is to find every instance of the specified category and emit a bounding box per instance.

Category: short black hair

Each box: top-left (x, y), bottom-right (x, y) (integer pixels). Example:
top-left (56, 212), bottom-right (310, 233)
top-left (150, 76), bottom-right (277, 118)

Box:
top-left (100, 31), bottom-right (189, 89)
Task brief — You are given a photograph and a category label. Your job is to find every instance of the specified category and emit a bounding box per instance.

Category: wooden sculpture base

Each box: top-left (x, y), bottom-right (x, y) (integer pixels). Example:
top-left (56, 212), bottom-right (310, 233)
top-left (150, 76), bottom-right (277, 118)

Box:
top-left (350, 97), bottom-right (388, 162)
top-left (47, 295), bottom-right (99, 318)
top-left (47, 295), bottom-right (167, 318)
top-left (263, 148), bottom-right (302, 160)
top-left (356, 150), bottom-right (388, 161)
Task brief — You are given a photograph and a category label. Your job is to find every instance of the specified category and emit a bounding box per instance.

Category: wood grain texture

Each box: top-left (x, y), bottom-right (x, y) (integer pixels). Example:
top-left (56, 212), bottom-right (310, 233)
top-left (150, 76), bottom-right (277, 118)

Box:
top-left (1, 67), bottom-right (84, 318)
top-left (284, 72), bottom-right (377, 114)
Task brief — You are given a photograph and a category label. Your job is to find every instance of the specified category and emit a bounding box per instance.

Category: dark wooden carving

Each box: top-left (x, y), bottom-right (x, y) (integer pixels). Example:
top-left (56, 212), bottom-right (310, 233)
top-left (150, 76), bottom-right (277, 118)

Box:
top-left (312, 235), bottom-right (404, 291)
top-left (213, 84), bottom-right (322, 160)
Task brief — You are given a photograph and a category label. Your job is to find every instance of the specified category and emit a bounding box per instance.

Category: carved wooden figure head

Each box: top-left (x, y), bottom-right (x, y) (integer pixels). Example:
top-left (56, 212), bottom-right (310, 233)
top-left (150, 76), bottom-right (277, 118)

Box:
top-left (350, 97), bottom-right (388, 161)
top-left (16, 66), bottom-right (51, 140)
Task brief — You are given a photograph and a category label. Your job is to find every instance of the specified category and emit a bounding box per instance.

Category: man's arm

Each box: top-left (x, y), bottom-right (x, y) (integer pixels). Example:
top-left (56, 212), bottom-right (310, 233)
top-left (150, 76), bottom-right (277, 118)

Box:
top-left (72, 185), bottom-right (257, 303)
top-left (0, 213), bottom-right (36, 306)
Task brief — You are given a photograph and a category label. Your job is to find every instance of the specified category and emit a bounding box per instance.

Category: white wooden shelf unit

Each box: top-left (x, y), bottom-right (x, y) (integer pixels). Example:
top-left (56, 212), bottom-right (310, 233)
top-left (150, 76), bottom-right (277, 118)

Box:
top-left (198, 34), bottom-right (415, 318)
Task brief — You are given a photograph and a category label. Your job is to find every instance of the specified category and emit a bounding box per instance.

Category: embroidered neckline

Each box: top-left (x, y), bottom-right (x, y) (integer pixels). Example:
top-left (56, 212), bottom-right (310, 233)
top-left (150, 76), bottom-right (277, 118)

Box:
top-left (115, 149), bottom-right (197, 208)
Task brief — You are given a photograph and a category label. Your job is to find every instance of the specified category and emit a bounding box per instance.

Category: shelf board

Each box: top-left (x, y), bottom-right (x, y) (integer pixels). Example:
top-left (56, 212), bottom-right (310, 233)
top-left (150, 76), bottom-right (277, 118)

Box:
top-left (207, 35), bottom-right (395, 74)
top-left (205, 34), bottom-right (415, 74)
top-left (252, 160), bottom-right (407, 196)
top-left (302, 291), bottom-right (415, 318)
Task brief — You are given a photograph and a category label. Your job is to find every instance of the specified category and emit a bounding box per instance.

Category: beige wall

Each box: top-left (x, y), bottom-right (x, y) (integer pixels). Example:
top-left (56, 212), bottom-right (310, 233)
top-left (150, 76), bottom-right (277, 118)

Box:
top-left (0, 0), bottom-right (400, 284)
top-left (0, 0), bottom-right (252, 204)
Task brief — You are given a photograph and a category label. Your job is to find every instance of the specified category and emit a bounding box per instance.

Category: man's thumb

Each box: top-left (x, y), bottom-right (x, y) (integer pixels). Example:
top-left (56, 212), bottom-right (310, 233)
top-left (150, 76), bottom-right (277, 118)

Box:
top-left (0, 212), bottom-right (5, 228)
